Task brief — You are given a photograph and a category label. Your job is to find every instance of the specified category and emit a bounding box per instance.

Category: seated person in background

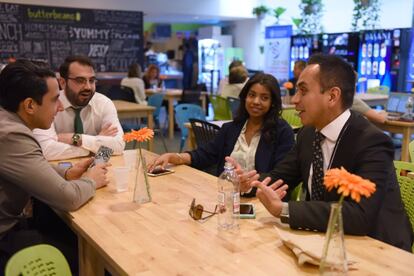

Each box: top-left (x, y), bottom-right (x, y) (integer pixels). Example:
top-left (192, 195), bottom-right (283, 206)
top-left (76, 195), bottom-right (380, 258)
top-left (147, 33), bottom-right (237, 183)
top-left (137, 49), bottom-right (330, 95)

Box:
top-left (218, 60), bottom-right (244, 94)
top-left (33, 55), bottom-right (125, 161)
top-left (143, 64), bottom-right (162, 89)
top-left (229, 54), bottom-right (412, 251)
top-left (352, 97), bottom-right (387, 123)
top-left (149, 73), bottom-right (295, 197)
top-left (220, 66), bottom-right (249, 99)
top-left (121, 63), bottom-right (147, 105)
top-left (285, 60), bottom-right (306, 96)
top-left (0, 60), bottom-right (109, 271)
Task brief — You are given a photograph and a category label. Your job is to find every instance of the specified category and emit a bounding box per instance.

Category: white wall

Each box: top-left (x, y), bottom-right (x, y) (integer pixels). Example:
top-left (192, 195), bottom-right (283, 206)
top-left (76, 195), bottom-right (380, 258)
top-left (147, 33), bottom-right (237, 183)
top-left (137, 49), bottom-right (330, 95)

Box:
top-left (236, 0), bottom-right (414, 70)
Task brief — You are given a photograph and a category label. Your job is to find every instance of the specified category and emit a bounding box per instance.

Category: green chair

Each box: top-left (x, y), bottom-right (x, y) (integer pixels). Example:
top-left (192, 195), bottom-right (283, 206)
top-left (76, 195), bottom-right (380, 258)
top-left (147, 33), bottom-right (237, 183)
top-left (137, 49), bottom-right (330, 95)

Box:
top-left (409, 140), bottom-right (414, 162)
top-left (209, 95), bottom-right (232, 120)
top-left (290, 182), bottom-right (303, 201)
top-left (393, 160), bottom-right (414, 252)
top-left (5, 244), bottom-right (72, 276)
top-left (281, 108), bottom-right (302, 132)
top-left (367, 85), bottom-right (390, 95)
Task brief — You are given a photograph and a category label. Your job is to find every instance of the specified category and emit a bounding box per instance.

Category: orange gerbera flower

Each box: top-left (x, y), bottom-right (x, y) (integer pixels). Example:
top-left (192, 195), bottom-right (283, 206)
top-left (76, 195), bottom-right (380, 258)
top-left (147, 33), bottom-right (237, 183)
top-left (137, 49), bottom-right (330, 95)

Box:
top-left (123, 127), bottom-right (154, 143)
top-left (324, 167), bottom-right (376, 203)
top-left (283, 81), bottom-right (294, 89)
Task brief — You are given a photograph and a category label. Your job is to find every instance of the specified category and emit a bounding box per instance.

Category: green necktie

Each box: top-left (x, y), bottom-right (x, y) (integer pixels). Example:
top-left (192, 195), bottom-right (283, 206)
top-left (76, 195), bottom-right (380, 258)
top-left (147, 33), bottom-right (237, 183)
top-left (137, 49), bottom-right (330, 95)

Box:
top-left (73, 108), bottom-right (84, 134)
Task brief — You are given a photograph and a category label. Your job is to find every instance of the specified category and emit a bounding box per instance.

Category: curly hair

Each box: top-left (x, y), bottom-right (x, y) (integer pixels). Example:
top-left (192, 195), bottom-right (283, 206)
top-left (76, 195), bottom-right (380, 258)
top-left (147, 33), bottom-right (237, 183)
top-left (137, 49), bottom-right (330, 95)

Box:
top-left (234, 73), bottom-right (282, 143)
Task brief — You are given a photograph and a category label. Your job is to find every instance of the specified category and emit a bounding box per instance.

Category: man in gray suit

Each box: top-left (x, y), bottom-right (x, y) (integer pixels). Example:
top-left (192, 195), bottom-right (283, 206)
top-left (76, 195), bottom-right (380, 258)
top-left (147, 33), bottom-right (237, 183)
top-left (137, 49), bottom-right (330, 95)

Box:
top-left (0, 60), bottom-right (109, 272)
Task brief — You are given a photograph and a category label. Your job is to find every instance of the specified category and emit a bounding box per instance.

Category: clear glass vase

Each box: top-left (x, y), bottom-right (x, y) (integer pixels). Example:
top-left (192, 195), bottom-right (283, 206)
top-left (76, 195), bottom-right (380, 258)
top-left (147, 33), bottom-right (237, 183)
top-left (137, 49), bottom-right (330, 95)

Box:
top-left (133, 146), bottom-right (151, 204)
top-left (320, 203), bottom-right (348, 275)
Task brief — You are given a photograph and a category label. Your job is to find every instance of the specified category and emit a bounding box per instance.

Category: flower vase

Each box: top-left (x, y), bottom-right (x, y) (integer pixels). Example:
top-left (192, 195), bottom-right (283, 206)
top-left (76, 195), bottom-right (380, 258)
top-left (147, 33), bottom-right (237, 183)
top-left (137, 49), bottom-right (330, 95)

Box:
top-left (133, 146), bottom-right (151, 204)
top-left (320, 203), bottom-right (348, 275)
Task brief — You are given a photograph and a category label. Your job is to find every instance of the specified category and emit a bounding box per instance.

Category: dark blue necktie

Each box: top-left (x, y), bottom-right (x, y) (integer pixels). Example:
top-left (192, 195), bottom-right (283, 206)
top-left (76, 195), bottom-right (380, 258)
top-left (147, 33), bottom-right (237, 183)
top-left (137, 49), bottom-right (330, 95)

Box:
top-left (311, 131), bottom-right (325, 201)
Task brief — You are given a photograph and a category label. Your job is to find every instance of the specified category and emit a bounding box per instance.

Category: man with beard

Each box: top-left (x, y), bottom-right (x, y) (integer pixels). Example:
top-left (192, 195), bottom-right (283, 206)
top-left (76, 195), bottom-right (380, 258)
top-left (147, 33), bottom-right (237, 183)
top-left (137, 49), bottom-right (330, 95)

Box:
top-left (33, 56), bottom-right (125, 160)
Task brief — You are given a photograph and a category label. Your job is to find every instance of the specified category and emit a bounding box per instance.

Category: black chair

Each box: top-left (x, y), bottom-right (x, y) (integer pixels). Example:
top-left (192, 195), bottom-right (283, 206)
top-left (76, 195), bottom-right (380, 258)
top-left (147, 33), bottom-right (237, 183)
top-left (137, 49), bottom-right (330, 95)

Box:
top-left (107, 85), bottom-right (136, 102)
top-left (226, 96), bottom-right (240, 119)
top-left (189, 118), bottom-right (220, 148)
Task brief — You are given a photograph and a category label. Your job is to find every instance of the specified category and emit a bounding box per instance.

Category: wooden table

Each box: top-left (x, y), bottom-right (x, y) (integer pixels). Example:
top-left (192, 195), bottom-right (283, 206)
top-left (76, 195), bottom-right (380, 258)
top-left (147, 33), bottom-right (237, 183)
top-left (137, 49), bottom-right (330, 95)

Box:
top-left (113, 100), bottom-right (155, 151)
top-left (64, 152), bottom-right (414, 275)
top-left (374, 119), bottom-right (414, 162)
top-left (146, 89), bottom-right (208, 139)
top-left (356, 93), bottom-right (388, 107)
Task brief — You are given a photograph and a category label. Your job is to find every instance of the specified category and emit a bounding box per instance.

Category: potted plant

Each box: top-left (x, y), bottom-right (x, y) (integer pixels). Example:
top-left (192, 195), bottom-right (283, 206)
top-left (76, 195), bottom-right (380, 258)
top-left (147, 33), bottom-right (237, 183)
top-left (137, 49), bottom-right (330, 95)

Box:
top-left (273, 7), bottom-right (286, 25)
top-left (352, 0), bottom-right (381, 31)
top-left (252, 5), bottom-right (269, 20)
top-left (298, 0), bottom-right (324, 34)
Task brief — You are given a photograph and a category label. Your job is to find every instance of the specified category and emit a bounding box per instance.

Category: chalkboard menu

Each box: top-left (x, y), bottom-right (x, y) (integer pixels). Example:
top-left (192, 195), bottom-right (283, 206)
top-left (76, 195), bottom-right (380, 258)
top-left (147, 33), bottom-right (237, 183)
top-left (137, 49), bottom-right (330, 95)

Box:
top-left (0, 2), bottom-right (143, 72)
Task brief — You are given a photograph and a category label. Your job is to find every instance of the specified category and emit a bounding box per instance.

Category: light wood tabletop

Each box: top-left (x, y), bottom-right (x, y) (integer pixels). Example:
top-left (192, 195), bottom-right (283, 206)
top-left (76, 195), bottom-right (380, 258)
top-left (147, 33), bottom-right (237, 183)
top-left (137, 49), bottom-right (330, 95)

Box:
top-left (145, 89), bottom-right (208, 139)
top-left (61, 151), bottom-right (414, 275)
top-left (374, 119), bottom-right (414, 162)
top-left (112, 100), bottom-right (155, 151)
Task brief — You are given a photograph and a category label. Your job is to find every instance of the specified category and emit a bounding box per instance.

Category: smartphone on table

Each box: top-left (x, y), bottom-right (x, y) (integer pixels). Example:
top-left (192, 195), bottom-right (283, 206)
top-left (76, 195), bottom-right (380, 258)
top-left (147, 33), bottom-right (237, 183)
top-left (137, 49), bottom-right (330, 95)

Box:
top-left (147, 167), bottom-right (174, 177)
top-left (58, 162), bottom-right (73, 169)
top-left (239, 203), bottom-right (256, 219)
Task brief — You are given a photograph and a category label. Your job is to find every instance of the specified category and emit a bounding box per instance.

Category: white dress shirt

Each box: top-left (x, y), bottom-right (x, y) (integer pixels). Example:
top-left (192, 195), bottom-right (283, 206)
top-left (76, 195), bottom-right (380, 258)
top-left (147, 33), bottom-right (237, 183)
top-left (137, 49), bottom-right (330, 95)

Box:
top-left (33, 91), bottom-right (125, 160)
top-left (231, 121), bottom-right (261, 195)
top-left (230, 121), bottom-right (261, 172)
top-left (307, 109), bottom-right (351, 196)
top-left (120, 77), bottom-right (147, 105)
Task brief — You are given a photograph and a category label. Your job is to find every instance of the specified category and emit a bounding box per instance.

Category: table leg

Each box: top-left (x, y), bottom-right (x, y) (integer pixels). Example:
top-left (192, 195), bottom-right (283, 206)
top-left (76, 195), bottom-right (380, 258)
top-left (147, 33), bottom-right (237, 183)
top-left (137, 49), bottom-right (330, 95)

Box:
top-left (187, 128), bottom-right (196, 150)
top-left (401, 128), bottom-right (411, 161)
top-left (168, 97), bottom-right (174, 139)
top-left (147, 111), bottom-right (154, 151)
top-left (78, 235), bottom-right (104, 276)
top-left (201, 94), bottom-right (207, 113)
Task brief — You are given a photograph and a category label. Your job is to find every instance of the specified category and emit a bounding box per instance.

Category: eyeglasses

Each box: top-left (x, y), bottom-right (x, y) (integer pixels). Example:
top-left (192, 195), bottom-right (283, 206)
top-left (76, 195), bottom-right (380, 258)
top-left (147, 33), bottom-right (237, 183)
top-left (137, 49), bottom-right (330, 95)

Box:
top-left (188, 198), bottom-right (218, 221)
top-left (67, 76), bottom-right (97, 86)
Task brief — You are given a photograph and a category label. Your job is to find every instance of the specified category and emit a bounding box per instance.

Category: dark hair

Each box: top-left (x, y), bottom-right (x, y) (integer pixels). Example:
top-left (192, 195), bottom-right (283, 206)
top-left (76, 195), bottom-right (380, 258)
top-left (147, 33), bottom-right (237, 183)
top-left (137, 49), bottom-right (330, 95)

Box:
top-left (228, 66), bottom-right (248, 84)
top-left (127, 63), bottom-right (142, 78)
top-left (59, 55), bottom-right (95, 79)
top-left (294, 60), bottom-right (306, 70)
top-left (307, 54), bottom-right (355, 109)
top-left (228, 60), bottom-right (243, 72)
top-left (234, 73), bottom-right (282, 143)
top-left (144, 64), bottom-right (160, 78)
top-left (0, 59), bottom-right (56, 112)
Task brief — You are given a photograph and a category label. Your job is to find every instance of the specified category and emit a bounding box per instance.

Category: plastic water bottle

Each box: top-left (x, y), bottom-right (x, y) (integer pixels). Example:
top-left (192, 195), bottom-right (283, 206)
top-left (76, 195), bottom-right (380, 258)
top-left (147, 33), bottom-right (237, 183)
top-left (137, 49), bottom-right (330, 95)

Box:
top-left (405, 94), bottom-right (414, 119)
top-left (217, 162), bottom-right (240, 230)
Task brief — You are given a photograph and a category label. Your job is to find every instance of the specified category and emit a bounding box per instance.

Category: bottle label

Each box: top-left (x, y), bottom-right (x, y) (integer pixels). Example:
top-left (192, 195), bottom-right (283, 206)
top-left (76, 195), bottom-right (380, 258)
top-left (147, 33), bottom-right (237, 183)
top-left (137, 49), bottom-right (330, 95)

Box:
top-left (233, 192), bottom-right (240, 213)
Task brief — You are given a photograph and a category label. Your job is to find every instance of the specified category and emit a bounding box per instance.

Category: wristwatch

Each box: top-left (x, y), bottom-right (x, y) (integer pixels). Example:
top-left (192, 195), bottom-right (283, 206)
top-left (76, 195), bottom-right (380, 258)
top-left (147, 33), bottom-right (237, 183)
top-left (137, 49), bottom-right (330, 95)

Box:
top-left (72, 133), bottom-right (81, 146)
top-left (280, 202), bottom-right (290, 224)
top-left (280, 214), bottom-right (290, 224)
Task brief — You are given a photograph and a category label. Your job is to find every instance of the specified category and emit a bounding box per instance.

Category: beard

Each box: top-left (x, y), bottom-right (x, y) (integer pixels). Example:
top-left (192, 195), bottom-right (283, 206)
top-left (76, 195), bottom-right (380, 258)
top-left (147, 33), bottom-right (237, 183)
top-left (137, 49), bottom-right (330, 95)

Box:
top-left (65, 85), bottom-right (95, 107)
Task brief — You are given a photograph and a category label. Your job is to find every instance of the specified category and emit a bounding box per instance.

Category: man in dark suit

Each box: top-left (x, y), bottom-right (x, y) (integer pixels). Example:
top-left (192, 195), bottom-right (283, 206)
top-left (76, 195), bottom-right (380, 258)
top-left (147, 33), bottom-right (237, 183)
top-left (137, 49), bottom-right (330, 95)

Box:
top-left (229, 54), bottom-right (413, 251)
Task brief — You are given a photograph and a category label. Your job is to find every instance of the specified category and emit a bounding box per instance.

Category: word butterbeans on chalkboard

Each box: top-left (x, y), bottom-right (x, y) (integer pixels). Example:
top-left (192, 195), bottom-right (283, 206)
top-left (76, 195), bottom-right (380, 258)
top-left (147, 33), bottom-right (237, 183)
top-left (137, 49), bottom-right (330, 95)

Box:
top-left (0, 2), bottom-right (143, 72)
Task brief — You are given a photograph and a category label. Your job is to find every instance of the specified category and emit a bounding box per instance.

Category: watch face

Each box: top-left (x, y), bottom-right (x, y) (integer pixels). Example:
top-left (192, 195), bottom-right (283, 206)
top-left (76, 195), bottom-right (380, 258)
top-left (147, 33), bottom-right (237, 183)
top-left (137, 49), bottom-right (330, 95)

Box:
top-left (72, 134), bottom-right (80, 145)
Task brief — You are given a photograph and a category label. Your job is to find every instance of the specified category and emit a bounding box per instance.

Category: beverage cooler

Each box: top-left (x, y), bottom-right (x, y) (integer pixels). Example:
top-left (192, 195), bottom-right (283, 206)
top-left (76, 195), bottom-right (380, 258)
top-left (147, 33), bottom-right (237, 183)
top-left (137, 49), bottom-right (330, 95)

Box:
top-left (198, 33), bottom-right (232, 93)
top-left (355, 30), bottom-right (394, 93)
top-left (289, 35), bottom-right (320, 78)
top-left (321, 32), bottom-right (360, 69)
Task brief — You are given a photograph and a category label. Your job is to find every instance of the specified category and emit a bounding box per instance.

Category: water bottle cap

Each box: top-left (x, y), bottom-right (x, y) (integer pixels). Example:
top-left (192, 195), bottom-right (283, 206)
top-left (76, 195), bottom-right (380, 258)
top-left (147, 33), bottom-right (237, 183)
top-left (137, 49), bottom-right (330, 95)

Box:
top-left (224, 162), bottom-right (234, 169)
